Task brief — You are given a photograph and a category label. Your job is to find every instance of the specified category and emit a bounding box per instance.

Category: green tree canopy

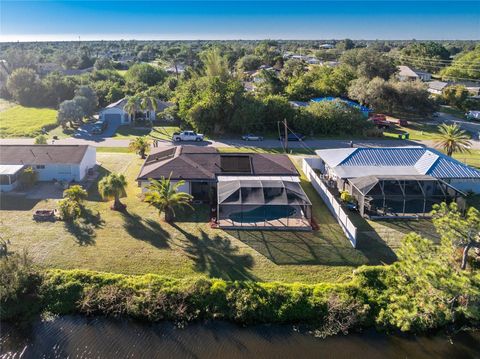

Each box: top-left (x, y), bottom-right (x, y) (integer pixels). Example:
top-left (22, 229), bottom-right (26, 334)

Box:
top-left (125, 63), bottom-right (167, 87)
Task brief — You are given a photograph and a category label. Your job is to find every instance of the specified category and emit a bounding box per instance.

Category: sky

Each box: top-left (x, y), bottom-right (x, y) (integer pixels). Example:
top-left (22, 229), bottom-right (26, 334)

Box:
top-left (0, 1), bottom-right (479, 42)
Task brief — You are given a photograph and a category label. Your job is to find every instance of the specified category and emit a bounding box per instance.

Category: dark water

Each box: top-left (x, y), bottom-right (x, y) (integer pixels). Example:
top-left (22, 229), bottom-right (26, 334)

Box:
top-left (1, 316), bottom-right (479, 359)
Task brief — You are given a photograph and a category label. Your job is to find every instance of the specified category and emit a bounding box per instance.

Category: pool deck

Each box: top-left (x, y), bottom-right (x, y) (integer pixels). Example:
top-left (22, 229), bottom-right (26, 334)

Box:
top-left (217, 217), bottom-right (312, 231)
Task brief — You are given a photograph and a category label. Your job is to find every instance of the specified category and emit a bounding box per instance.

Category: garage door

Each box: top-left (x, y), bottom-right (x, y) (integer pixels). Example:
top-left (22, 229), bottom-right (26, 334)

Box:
top-left (104, 114), bottom-right (121, 123)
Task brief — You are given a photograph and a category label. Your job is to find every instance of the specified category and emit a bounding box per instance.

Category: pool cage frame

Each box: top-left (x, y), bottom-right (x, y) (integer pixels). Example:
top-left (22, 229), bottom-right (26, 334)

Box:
top-left (348, 175), bottom-right (465, 218)
top-left (216, 177), bottom-right (312, 228)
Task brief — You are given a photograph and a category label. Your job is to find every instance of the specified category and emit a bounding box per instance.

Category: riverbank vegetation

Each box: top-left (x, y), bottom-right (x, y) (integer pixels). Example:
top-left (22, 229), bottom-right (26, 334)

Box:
top-left (2, 225), bottom-right (479, 336)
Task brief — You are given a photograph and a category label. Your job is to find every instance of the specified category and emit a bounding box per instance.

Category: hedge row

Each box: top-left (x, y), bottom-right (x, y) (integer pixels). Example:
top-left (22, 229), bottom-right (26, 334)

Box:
top-left (3, 264), bottom-right (478, 336)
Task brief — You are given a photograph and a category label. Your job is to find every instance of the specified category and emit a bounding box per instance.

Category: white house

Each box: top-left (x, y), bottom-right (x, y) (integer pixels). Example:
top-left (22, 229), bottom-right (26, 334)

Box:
top-left (427, 81), bottom-right (449, 95)
top-left (397, 66), bottom-right (431, 82)
top-left (99, 98), bottom-right (172, 125)
top-left (0, 145), bottom-right (96, 192)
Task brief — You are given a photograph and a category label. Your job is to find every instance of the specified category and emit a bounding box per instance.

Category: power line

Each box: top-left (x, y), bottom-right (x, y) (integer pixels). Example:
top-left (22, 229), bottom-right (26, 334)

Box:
top-left (390, 54), bottom-right (480, 67)
top-left (391, 53), bottom-right (480, 64)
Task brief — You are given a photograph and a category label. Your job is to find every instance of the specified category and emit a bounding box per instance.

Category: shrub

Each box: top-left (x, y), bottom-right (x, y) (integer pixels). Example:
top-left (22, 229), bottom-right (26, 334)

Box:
top-left (19, 167), bottom-right (38, 189)
top-left (58, 198), bottom-right (82, 221)
top-left (34, 134), bottom-right (48, 144)
top-left (340, 191), bottom-right (354, 203)
top-left (0, 252), bottom-right (43, 320)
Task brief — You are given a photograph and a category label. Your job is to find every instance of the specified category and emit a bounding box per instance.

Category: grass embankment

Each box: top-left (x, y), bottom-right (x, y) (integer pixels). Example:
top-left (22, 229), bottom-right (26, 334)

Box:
top-left (0, 104), bottom-right (58, 138)
top-left (1, 152), bottom-right (394, 284)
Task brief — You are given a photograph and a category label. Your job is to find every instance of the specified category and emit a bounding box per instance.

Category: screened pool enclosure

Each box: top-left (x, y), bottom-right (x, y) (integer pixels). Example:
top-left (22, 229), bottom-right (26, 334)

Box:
top-left (216, 176), bottom-right (312, 229)
top-left (348, 175), bottom-right (464, 218)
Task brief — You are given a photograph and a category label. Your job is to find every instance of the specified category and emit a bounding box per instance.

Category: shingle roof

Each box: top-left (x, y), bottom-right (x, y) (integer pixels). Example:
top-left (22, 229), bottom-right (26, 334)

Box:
top-left (316, 147), bottom-right (480, 180)
top-left (0, 145), bottom-right (91, 165)
top-left (137, 146), bottom-right (298, 181)
top-left (103, 97), bottom-right (173, 112)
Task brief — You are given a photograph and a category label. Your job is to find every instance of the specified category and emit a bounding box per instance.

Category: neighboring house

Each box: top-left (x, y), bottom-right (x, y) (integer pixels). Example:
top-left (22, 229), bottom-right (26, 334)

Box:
top-left (397, 65), bottom-right (432, 82)
top-left (427, 81), bottom-right (449, 95)
top-left (37, 63), bottom-right (94, 77)
top-left (319, 44), bottom-right (335, 49)
top-left (313, 146), bottom-right (480, 218)
top-left (165, 64), bottom-right (186, 74)
top-left (99, 97), bottom-right (173, 125)
top-left (289, 101), bottom-right (309, 108)
top-left (0, 145), bottom-right (96, 192)
top-left (137, 146), bottom-right (312, 230)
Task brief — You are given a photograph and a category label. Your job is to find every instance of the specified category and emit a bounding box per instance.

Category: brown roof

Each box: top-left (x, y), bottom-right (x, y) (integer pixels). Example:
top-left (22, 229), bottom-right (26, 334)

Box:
top-left (137, 146), bottom-right (298, 181)
top-left (0, 145), bottom-right (91, 165)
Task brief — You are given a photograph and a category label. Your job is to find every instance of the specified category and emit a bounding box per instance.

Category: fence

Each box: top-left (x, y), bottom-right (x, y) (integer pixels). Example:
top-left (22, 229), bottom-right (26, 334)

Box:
top-left (302, 157), bottom-right (358, 248)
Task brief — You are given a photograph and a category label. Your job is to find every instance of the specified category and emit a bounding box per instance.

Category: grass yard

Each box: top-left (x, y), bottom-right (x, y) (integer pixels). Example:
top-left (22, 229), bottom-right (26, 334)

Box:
top-left (453, 150), bottom-right (480, 169)
top-left (112, 125), bottom-right (181, 140)
top-left (0, 105), bottom-right (58, 138)
top-left (0, 152), bottom-right (403, 284)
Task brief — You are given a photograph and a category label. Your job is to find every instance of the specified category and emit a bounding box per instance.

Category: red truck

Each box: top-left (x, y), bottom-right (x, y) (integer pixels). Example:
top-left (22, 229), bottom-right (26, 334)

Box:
top-left (371, 114), bottom-right (391, 129)
top-left (370, 114), bottom-right (409, 128)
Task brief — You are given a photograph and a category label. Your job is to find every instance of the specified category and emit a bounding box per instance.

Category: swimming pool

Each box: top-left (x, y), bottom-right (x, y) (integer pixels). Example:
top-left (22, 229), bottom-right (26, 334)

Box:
top-left (229, 205), bottom-right (296, 223)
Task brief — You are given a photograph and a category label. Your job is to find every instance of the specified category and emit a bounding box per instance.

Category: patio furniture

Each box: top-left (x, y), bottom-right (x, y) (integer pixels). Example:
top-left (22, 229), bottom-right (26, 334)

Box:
top-left (33, 209), bottom-right (58, 222)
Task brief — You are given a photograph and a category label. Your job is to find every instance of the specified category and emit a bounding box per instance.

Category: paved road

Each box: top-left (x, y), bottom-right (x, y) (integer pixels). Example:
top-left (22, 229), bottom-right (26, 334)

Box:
top-left (2, 112), bottom-right (480, 150)
top-left (3, 136), bottom-right (480, 150)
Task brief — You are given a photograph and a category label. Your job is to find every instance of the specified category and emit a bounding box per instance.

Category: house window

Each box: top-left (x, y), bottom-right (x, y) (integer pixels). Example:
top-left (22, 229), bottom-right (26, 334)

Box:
top-left (36, 165), bottom-right (45, 169)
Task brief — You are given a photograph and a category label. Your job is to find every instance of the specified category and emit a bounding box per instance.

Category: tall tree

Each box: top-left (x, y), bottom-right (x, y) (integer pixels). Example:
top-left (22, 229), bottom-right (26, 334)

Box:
top-left (123, 96), bottom-right (140, 124)
top-left (57, 99), bottom-right (84, 128)
top-left (432, 202), bottom-right (480, 270)
top-left (129, 136), bottom-right (151, 159)
top-left (143, 176), bottom-right (193, 222)
top-left (200, 48), bottom-right (229, 78)
top-left (435, 124), bottom-right (472, 157)
top-left (6, 68), bottom-right (41, 106)
top-left (98, 173), bottom-right (127, 211)
top-left (74, 85), bottom-right (99, 117)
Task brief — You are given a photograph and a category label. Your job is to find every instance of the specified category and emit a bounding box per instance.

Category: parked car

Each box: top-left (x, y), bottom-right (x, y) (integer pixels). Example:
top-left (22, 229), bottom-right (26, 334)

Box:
top-left (279, 133), bottom-right (305, 141)
top-left (242, 133), bottom-right (264, 141)
top-left (466, 111), bottom-right (480, 121)
top-left (172, 131), bottom-right (204, 142)
top-left (91, 120), bottom-right (108, 134)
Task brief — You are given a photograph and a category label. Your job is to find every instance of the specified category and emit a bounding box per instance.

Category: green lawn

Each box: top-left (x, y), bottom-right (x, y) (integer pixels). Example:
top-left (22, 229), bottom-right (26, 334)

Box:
top-left (112, 125), bottom-right (181, 140)
top-left (0, 105), bottom-right (58, 138)
top-left (383, 121), bottom-right (442, 141)
top-left (453, 150), bottom-right (480, 169)
top-left (0, 152), bottom-right (403, 284)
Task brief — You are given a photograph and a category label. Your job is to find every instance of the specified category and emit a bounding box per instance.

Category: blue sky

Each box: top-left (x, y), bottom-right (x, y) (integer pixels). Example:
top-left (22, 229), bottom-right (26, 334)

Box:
top-left (1, 1), bottom-right (479, 41)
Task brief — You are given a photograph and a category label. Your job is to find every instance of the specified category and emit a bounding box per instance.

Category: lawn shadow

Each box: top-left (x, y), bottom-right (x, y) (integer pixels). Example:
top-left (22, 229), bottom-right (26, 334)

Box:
top-left (171, 223), bottom-right (255, 281)
top-left (227, 229), bottom-right (374, 267)
top-left (87, 166), bottom-right (112, 202)
top-left (65, 208), bottom-right (105, 246)
top-left (121, 212), bottom-right (171, 249)
top-left (0, 194), bottom-right (41, 211)
top-left (374, 219), bottom-right (440, 243)
top-left (174, 205), bottom-right (210, 223)
top-left (355, 219), bottom-right (399, 265)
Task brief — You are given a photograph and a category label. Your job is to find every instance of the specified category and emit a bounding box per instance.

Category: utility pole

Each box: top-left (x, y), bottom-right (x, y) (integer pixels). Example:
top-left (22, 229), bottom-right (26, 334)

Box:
top-left (284, 118), bottom-right (288, 153)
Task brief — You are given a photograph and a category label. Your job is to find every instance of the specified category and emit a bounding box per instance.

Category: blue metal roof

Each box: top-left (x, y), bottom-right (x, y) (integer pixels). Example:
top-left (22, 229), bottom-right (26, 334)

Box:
top-left (428, 157), bottom-right (480, 178)
top-left (310, 97), bottom-right (372, 113)
top-left (340, 148), bottom-right (426, 167)
top-left (333, 147), bottom-right (480, 179)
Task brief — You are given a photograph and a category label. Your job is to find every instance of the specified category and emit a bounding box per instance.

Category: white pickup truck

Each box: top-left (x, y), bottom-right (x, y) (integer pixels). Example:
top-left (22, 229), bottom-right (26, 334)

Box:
top-left (172, 130), bottom-right (204, 142)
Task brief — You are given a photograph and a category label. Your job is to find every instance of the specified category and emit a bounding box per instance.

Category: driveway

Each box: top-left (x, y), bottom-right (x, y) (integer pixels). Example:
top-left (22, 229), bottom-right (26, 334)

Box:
top-left (71, 117), bottom-right (122, 141)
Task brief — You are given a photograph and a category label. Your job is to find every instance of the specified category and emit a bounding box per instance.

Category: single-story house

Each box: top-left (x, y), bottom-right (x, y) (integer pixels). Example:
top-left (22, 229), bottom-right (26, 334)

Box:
top-left (314, 146), bottom-right (480, 218)
top-left (0, 145), bottom-right (96, 192)
top-left (99, 98), bottom-right (172, 125)
top-left (137, 146), bottom-right (312, 230)
top-left (397, 66), bottom-right (432, 82)
top-left (319, 44), bottom-right (335, 49)
top-left (427, 81), bottom-right (449, 95)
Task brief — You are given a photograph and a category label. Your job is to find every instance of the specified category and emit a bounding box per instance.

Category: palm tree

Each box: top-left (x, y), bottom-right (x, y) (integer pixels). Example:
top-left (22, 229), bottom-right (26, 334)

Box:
top-left (123, 96), bottom-right (139, 125)
top-left (143, 176), bottom-right (193, 222)
top-left (98, 173), bottom-right (127, 211)
top-left (140, 95), bottom-right (158, 125)
top-left (435, 123), bottom-right (472, 157)
top-left (129, 136), bottom-right (151, 159)
top-left (63, 185), bottom-right (88, 204)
